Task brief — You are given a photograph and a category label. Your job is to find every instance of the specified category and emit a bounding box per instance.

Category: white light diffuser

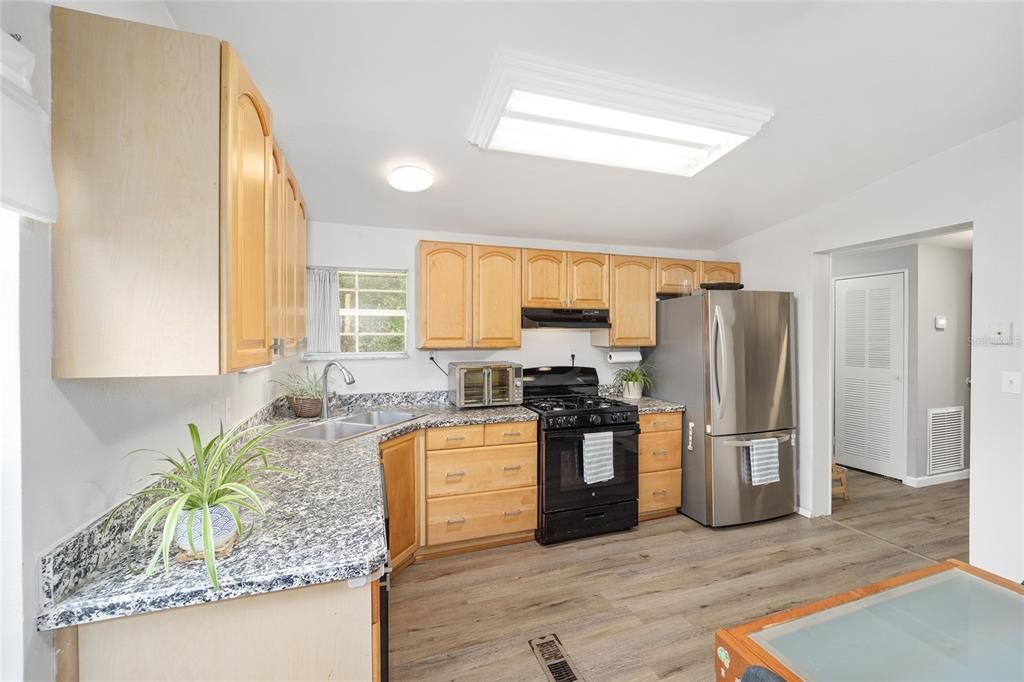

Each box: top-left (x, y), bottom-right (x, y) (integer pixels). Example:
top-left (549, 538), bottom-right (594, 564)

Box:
top-left (467, 51), bottom-right (774, 177)
top-left (387, 165), bottom-right (434, 192)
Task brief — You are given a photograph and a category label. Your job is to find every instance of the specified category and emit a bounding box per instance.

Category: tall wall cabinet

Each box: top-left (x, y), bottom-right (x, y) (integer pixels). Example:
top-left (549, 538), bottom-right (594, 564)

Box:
top-left (51, 8), bottom-right (307, 377)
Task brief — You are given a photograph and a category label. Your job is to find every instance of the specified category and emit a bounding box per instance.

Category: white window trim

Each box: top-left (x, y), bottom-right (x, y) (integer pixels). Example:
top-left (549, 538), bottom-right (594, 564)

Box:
top-left (302, 351), bottom-right (410, 362)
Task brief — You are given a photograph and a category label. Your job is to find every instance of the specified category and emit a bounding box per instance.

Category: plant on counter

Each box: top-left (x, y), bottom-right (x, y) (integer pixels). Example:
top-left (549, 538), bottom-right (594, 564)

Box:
top-left (273, 369), bottom-right (327, 418)
top-left (614, 364), bottom-right (654, 400)
top-left (108, 421), bottom-right (290, 589)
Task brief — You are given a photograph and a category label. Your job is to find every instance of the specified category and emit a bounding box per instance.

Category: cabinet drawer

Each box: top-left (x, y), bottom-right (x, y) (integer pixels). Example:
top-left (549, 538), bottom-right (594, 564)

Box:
top-left (426, 424), bottom-right (485, 450)
top-left (426, 443), bottom-right (537, 498)
top-left (639, 469), bottom-right (681, 514)
top-left (483, 421), bottom-right (537, 446)
top-left (427, 488), bottom-right (537, 545)
top-left (640, 412), bottom-right (682, 433)
top-left (639, 431), bottom-right (682, 473)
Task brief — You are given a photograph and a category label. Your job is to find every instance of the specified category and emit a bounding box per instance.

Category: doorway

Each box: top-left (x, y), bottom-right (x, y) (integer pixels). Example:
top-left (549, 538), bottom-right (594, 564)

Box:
top-left (834, 272), bottom-right (907, 479)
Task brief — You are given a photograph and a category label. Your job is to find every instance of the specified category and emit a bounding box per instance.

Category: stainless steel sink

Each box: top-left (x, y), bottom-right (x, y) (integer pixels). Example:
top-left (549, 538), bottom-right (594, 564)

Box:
top-left (284, 420), bottom-right (375, 442)
top-left (282, 410), bottom-right (420, 442)
top-left (338, 410), bottom-right (418, 428)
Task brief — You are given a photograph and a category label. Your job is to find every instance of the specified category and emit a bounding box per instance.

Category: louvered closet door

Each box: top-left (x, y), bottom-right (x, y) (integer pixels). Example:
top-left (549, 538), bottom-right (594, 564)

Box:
top-left (834, 273), bottom-right (906, 478)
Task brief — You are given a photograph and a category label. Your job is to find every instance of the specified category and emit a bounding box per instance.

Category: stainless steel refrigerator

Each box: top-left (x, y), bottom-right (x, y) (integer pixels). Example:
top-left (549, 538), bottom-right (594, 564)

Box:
top-left (646, 291), bottom-right (797, 527)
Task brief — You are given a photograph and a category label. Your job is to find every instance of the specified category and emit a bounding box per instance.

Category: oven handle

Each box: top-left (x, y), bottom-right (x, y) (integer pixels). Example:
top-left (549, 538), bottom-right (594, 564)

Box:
top-left (544, 426), bottom-right (640, 439)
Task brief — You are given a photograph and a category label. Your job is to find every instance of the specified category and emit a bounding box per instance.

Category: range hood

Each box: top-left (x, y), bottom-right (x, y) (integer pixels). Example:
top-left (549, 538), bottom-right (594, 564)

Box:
top-left (521, 307), bottom-right (611, 329)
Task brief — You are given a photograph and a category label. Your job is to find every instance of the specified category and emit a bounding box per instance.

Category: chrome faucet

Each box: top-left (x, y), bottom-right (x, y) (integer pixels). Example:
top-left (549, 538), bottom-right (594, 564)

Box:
top-left (321, 361), bottom-right (355, 420)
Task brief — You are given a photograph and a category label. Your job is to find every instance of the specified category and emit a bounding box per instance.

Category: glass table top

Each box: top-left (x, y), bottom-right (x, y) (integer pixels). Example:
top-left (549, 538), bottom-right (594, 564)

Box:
top-left (751, 569), bottom-right (1024, 681)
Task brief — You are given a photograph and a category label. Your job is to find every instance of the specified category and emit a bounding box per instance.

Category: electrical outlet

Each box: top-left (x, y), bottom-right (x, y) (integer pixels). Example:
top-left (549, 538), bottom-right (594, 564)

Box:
top-left (428, 351), bottom-right (436, 361)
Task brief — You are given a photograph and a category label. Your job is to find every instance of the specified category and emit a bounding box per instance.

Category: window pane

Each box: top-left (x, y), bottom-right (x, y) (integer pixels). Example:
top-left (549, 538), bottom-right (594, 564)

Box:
top-left (359, 291), bottom-right (406, 311)
top-left (359, 316), bottom-right (405, 334)
top-left (340, 334), bottom-right (357, 353)
top-left (340, 314), bottom-right (358, 334)
top-left (361, 335), bottom-right (405, 353)
top-left (339, 273), bottom-right (357, 289)
top-left (358, 273), bottom-right (406, 291)
top-left (340, 291), bottom-right (357, 310)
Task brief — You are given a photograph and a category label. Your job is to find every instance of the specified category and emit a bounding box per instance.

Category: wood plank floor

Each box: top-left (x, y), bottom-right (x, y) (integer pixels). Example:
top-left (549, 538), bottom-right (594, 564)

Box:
top-left (390, 473), bottom-right (968, 681)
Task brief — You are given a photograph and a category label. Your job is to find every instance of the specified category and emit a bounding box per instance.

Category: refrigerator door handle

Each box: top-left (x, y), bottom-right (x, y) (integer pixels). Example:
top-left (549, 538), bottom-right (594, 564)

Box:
top-left (722, 434), bottom-right (791, 448)
top-left (711, 306), bottom-right (728, 418)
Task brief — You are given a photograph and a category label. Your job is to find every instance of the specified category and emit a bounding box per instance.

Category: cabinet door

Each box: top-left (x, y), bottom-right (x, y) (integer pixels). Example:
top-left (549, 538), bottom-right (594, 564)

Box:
top-left (609, 255), bottom-right (657, 347)
top-left (268, 146), bottom-right (286, 356)
top-left (282, 177), bottom-right (300, 355)
top-left (221, 44), bottom-right (272, 372)
top-left (381, 433), bottom-right (419, 571)
top-left (418, 241), bottom-right (473, 348)
top-left (473, 245), bottom-right (521, 348)
top-left (699, 261), bottom-right (741, 284)
top-left (568, 252), bottom-right (609, 308)
top-left (295, 195), bottom-right (308, 349)
top-left (522, 249), bottom-right (567, 308)
top-left (656, 258), bottom-right (699, 295)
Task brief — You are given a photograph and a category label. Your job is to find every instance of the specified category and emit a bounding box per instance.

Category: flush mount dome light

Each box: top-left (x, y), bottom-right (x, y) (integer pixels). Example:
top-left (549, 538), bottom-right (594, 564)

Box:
top-left (387, 165), bottom-right (434, 192)
top-left (467, 51), bottom-right (774, 177)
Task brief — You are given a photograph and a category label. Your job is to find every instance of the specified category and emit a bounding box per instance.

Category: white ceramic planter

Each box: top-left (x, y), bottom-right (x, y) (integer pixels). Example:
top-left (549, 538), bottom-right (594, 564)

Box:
top-left (174, 504), bottom-right (238, 553)
top-left (622, 381), bottom-right (643, 400)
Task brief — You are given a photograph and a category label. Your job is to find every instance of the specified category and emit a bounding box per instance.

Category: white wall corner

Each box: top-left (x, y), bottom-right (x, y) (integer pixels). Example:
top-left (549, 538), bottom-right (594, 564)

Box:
top-left (903, 469), bottom-right (970, 488)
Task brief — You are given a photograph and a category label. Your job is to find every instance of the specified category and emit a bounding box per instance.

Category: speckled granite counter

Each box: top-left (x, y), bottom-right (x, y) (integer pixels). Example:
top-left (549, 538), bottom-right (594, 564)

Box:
top-left (37, 404), bottom-right (536, 631)
top-left (624, 397), bottom-right (686, 414)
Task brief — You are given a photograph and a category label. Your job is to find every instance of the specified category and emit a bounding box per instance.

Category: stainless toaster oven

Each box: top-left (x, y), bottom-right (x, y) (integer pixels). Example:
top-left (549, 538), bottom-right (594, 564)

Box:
top-left (447, 362), bottom-right (524, 408)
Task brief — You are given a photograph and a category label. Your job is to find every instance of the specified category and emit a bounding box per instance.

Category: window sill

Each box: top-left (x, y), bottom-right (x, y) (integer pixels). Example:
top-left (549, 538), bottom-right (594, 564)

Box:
top-left (302, 352), bottom-right (410, 362)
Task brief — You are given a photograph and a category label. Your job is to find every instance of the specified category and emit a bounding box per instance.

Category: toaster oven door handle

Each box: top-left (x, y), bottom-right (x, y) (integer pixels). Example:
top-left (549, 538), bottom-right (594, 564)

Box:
top-left (483, 367), bottom-right (492, 405)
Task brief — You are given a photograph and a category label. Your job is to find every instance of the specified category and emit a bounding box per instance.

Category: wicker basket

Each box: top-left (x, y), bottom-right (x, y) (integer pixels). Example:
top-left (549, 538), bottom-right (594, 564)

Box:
top-left (287, 396), bottom-right (322, 418)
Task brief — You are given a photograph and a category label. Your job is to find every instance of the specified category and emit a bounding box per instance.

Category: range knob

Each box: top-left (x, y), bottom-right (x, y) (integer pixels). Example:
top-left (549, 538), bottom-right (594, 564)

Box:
top-left (589, 414), bottom-right (602, 426)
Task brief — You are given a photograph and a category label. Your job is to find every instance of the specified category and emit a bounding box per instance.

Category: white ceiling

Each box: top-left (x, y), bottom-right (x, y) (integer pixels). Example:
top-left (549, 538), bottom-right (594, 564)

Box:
top-left (167, 2), bottom-right (1022, 250)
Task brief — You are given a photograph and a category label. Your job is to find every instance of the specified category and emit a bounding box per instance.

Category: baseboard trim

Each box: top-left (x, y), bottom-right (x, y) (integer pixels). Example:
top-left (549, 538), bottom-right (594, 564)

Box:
top-left (796, 506), bottom-right (813, 518)
top-left (903, 469), bottom-right (970, 488)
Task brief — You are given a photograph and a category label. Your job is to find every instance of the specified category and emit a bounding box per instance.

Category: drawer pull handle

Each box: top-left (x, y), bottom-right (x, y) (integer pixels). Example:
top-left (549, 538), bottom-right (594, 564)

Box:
top-left (653, 421), bottom-right (668, 427)
top-left (446, 435), bottom-right (466, 441)
top-left (653, 489), bottom-right (668, 496)
top-left (653, 450), bottom-right (669, 456)
top-left (446, 470), bottom-right (466, 478)
top-left (447, 517), bottom-right (466, 525)
top-left (503, 464), bottom-right (522, 472)
top-left (503, 431), bottom-right (522, 437)
top-left (504, 509), bottom-right (523, 517)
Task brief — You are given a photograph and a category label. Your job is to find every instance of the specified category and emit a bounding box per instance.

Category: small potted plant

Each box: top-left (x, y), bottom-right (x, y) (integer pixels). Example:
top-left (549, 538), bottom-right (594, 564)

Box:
top-left (274, 369), bottom-right (326, 418)
top-left (111, 421), bottom-right (288, 589)
top-left (614, 365), bottom-right (653, 400)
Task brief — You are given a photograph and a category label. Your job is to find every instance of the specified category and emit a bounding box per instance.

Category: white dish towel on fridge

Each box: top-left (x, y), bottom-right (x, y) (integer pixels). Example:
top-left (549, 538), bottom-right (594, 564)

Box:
top-left (748, 438), bottom-right (780, 486)
top-left (582, 431), bottom-right (615, 484)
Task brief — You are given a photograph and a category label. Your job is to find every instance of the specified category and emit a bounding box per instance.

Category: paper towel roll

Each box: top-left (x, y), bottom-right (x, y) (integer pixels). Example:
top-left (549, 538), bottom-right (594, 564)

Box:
top-left (607, 350), bottom-right (642, 365)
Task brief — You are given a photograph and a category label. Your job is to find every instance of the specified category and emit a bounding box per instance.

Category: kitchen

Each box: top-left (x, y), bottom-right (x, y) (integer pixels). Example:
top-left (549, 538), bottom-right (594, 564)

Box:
top-left (3, 2), bottom-right (1023, 682)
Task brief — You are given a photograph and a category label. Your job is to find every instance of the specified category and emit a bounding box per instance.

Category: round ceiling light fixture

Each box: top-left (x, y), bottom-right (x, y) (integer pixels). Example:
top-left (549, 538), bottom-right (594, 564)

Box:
top-left (387, 165), bottom-right (434, 192)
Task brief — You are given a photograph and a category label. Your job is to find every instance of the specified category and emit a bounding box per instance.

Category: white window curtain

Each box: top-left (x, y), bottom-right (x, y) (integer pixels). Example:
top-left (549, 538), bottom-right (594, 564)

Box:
top-left (306, 268), bottom-right (340, 353)
top-left (1, 32), bottom-right (58, 222)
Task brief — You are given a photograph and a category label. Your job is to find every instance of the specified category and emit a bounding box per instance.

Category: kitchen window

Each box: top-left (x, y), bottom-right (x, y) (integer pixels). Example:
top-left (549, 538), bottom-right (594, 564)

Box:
top-left (338, 270), bottom-right (408, 354)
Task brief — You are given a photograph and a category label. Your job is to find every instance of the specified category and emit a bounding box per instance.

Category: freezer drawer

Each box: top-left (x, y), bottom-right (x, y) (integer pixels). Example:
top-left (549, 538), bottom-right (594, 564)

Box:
top-left (708, 429), bottom-right (796, 527)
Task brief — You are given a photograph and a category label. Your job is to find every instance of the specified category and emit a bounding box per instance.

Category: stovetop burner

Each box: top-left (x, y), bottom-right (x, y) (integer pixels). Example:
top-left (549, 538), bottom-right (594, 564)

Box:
top-left (524, 395), bottom-right (632, 413)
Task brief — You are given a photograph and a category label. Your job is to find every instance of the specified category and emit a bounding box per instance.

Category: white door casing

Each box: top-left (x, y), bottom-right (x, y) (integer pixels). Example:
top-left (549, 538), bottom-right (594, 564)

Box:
top-left (834, 273), bottom-right (907, 478)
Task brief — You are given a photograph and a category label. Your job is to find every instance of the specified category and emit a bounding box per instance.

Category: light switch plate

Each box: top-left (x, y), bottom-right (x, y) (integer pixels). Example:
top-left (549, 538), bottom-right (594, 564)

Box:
top-left (934, 315), bottom-right (947, 330)
top-left (1002, 371), bottom-right (1022, 394)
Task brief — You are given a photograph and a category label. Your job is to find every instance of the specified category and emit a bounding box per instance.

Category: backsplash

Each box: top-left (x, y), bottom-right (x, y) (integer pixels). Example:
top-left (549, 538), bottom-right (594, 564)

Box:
top-left (38, 401), bottom-right (278, 609)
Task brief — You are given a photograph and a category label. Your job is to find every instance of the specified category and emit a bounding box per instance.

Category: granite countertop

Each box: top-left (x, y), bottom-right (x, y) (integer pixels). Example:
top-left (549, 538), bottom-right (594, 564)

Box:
top-left (627, 397), bottom-right (686, 414)
top-left (37, 404), bottom-right (537, 631)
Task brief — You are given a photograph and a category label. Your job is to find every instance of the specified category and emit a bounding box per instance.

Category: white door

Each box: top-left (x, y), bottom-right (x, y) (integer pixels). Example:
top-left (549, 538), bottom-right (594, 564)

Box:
top-left (834, 273), bottom-right (906, 478)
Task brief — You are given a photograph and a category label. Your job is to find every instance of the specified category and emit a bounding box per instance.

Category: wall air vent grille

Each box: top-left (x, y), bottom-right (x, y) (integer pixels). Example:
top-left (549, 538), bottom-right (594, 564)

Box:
top-left (927, 406), bottom-right (964, 474)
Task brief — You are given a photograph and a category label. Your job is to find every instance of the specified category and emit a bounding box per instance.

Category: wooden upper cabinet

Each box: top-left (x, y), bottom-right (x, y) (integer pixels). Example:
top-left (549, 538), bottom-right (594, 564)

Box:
top-left (295, 198), bottom-right (308, 348)
top-left (221, 43), bottom-right (273, 372)
top-left (473, 245), bottom-right (522, 348)
top-left (522, 249), bottom-right (567, 308)
top-left (418, 241), bottom-right (473, 348)
top-left (568, 252), bottom-right (609, 308)
top-left (609, 255), bottom-right (657, 347)
top-left (268, 145), bottom-right (285, 358)
top-left (699, 261), bottom-right (741, 285)
top-left (656, 258), bottom-right (700, 295)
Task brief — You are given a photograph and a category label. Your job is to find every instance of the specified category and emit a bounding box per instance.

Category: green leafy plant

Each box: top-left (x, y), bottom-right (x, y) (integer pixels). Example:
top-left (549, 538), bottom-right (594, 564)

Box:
top-left (109, 422), bottom-right (290, 589)
top-left (614, 365), bottom-right (654, 390)
top-left (272, 369), bottom-right (323, 399)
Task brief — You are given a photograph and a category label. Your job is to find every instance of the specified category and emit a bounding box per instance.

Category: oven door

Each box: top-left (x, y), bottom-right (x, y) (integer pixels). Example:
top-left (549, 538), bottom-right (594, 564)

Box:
top-left (541, 425), bottom-right (639, 512)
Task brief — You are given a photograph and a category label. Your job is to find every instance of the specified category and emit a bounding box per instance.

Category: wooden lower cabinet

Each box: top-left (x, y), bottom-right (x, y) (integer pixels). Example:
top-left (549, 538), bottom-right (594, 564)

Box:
top-left (639, 411), bottom-right (684, 519)
top-left (380, 432), bottom-right (419, 572)
top-left (427, 487), bottom-right (537, 545)
top-left (639, 469), bottom-right (682, 515)
top-left (426, 443), bottom-right (536, 497)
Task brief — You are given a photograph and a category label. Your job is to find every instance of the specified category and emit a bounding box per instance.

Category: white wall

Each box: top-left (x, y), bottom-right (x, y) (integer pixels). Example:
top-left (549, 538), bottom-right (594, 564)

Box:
top-left (307, 221), bottom-right (714, 392)
top-left (717, 119), bottom-right (1023, 581)
top-left (2, 4), bottom-right (299, 680)
top-left (917, 244), bottom-right (973, 471)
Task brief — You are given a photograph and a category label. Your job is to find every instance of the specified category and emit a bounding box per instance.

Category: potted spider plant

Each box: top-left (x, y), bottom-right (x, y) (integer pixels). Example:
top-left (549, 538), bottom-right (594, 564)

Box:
top-left (614, 365), bottom-right (653, 400)
top-left (111, 421), bottom-right (289, 589)
top-left (273, 369), bottom-right (326, 418)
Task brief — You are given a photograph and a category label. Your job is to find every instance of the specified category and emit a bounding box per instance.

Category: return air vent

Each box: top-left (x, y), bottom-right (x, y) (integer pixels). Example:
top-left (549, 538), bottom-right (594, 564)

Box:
top-left (927, 407), bottom-right (964, 474)
top-left (530, 634), bottom-right (585, 682)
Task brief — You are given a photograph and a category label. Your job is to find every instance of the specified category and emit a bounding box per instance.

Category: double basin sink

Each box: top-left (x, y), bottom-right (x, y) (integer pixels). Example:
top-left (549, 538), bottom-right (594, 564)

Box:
top-left (283, 410), bottom-right (420, 442)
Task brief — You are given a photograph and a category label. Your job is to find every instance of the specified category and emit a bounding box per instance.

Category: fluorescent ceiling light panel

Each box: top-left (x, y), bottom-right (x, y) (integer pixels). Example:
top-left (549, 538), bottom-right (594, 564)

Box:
top-left (468, 51), bottom-right (774, 177)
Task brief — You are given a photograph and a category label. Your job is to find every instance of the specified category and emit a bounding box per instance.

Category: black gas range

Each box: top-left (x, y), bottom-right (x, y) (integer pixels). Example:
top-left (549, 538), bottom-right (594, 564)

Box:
top-left (524, 367), bottom-right (639, 544)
